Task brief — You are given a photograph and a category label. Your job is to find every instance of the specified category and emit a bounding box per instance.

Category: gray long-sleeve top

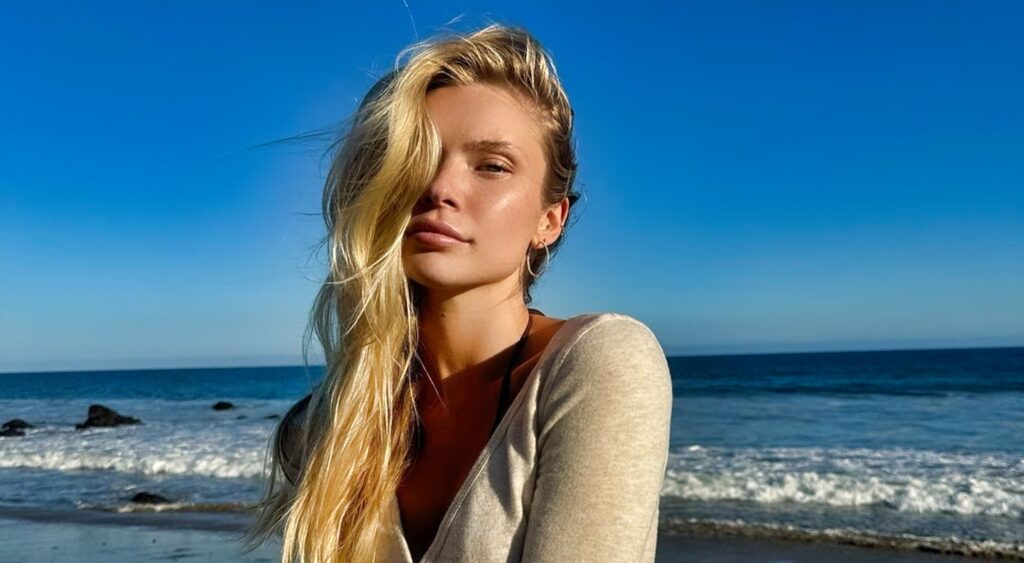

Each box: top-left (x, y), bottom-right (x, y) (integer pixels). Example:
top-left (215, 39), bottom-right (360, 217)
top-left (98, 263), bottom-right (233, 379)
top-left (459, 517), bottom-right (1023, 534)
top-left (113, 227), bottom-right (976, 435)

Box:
top-left (279, 312), bottom-right (673, 562)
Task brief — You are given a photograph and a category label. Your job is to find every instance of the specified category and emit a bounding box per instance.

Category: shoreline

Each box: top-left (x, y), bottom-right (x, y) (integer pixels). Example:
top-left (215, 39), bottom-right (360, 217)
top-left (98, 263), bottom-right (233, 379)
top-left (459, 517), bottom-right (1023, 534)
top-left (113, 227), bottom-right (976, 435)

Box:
top-left (0, 505), bottom-right (256, 533)
top-left (661, 519), bottom-right (1024, 561)
top-left (0, 507), bottom-right (1013, 563)
top-left (656, 533), bottom-right (1004, 562)
top-left (0, 509), bottom-right (281, 563)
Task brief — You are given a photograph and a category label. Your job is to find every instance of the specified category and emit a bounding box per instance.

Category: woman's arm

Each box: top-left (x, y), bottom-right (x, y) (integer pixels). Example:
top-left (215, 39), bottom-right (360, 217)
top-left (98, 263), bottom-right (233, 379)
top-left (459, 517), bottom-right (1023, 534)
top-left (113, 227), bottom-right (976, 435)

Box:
top-left (521, 314), bottom-right (673, 562)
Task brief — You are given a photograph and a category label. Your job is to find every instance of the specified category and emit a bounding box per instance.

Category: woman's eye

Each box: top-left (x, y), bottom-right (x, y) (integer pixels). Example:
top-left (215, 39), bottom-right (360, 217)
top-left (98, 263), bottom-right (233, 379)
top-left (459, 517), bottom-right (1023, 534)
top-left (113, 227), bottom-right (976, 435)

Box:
top-left (479, 162), bottom-right (511, 175)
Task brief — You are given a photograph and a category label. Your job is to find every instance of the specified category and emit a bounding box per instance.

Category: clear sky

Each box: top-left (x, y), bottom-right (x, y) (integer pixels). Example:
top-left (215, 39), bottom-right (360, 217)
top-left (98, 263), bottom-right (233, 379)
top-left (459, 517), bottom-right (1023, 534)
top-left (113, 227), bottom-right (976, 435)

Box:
top-left (2, 1), bottom-right (1022, 372)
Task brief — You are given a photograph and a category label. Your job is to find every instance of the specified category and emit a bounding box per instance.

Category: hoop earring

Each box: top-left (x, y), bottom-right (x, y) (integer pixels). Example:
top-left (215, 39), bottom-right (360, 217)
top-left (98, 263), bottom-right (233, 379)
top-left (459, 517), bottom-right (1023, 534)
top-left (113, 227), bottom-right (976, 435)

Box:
top-left (526, 242), bottom-right (550, 278)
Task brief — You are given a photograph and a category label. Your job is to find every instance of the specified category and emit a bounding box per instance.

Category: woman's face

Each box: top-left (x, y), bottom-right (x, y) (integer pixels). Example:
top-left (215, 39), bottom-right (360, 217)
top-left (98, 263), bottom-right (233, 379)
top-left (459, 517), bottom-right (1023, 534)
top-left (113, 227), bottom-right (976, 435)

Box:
top-left (403, 83), bottom-right (562, 294)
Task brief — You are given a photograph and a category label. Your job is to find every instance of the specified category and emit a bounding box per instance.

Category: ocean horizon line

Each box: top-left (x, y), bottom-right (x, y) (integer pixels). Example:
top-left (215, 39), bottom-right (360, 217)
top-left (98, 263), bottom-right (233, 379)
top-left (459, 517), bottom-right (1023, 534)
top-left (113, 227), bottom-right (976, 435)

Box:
top-left (2, 342), bottom-right (1023, 375)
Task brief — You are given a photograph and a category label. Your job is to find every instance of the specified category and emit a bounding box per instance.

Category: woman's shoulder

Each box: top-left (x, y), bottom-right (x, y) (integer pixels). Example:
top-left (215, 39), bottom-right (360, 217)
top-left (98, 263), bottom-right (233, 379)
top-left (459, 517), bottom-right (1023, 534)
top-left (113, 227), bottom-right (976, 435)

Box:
top-left (540, 311), bottom-right (670, 394)
top-left (535, 311), bottom-right (673, 435)
top-left (557, 312), bottom-right (663, 354)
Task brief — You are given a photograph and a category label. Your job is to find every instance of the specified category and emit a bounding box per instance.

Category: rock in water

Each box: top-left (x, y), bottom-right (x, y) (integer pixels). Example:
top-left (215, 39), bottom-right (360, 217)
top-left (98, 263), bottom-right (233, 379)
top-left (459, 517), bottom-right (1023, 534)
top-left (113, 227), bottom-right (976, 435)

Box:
top-left (2, 419), bottom-right (33, 431)
top-left (212, 401), bottom-right (235, 411)
top-left (75, 404), bottom-right (142, 429)
top-left (0, 427), bottom-right (24, 438)
top-left (130, 492), bottom-right (172, 504)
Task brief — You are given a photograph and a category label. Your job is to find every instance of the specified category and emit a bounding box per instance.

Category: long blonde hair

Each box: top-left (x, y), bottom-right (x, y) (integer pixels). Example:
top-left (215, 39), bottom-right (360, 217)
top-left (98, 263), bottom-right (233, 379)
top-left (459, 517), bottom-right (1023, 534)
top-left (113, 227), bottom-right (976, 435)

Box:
top-left (244, 23), bottom-right (580, 562)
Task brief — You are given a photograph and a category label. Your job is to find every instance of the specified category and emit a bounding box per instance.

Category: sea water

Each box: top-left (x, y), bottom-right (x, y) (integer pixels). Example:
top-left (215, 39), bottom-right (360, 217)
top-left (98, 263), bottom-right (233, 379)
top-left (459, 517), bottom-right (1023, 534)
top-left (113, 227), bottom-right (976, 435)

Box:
top-left (662, 346), bottom-right (1024, 558)
top-left (0, 367), bottom-right (316, 512)
top-left (1, 348), bottom-right (1021, 557)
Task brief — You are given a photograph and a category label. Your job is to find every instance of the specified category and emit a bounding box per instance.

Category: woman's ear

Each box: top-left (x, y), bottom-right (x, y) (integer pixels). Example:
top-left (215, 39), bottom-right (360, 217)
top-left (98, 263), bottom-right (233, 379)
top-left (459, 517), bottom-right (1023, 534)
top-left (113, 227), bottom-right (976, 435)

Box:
top-left (536, 197), bottom-right (569, 246)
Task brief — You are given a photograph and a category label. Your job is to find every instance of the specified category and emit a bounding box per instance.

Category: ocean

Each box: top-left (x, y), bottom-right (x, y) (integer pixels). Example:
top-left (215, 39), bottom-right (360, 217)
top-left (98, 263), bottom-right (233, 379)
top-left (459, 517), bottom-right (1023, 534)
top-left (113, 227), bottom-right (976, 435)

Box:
top-left (662, 346), bottom-right (1024, 558)
top-left (1, 347), bottom-right (1022, 558)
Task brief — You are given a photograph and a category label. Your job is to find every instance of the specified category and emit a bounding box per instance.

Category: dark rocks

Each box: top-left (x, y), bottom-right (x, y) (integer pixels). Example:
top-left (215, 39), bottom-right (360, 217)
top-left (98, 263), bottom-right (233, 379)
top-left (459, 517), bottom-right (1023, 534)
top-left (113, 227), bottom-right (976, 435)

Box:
top-left (2, 419), bottom-right (33, 437)
top-left (212, 401), bottom-right (235, 411)
top-left (75, 405), bottom-right (142, 430)
top-left (130, 492), bottom-right (172, 504)
top-left (2, 419), bottom-right (33, 431)
top-left (264, 414), bottom-right (280, 420)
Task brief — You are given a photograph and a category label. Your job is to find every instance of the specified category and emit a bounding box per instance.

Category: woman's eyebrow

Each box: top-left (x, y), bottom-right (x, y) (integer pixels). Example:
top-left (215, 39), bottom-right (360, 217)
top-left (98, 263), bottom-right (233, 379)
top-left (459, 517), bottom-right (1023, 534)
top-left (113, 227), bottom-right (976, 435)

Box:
top-left (463, 139), bottom-right (520, 155)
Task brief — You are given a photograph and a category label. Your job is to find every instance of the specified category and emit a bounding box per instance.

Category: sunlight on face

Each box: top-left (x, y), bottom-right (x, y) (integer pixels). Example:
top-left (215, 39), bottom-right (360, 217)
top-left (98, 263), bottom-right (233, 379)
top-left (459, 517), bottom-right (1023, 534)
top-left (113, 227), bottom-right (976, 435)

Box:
top-left (402, 83), bottom-right (549, 292)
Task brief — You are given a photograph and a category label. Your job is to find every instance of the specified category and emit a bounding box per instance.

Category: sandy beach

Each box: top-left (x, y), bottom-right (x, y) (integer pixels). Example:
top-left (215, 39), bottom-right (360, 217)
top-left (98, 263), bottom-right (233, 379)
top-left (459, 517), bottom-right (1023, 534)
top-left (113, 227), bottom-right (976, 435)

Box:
top-left (0, 508), bottom-right (1002, 563)
top-left (657, 533), bottom-right (1001, 562)
top-left (0, 508), bottom-right (280, 563)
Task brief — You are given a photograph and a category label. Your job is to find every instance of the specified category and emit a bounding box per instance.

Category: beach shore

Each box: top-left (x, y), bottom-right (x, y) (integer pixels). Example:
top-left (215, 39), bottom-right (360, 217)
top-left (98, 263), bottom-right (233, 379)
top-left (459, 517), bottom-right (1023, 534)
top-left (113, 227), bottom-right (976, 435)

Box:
top-left (0, 508), bottom-right (1000, 563)
top-left (0, 512), bottom-right (280, 563)
top-left (656, 533), bottom-right (998, 562)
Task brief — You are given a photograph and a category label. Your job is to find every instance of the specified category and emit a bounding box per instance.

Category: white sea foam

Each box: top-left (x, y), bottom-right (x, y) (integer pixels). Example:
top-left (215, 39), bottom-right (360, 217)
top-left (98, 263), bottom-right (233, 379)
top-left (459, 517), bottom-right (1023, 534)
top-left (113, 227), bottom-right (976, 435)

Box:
top-left (4, 398), bottom-right (1023, 522)
top-left (661, 446), bottom-right (1024, 518)
top-left (0, 399), bottom-right (286, 480)
top-left (0, 427), bottom-right (268, 479)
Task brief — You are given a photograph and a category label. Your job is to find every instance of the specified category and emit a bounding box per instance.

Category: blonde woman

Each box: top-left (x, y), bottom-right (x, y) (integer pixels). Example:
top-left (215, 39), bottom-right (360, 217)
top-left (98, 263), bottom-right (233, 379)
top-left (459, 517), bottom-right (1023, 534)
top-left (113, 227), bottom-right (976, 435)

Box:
top-left (245, 23), bottom-right (673, 563)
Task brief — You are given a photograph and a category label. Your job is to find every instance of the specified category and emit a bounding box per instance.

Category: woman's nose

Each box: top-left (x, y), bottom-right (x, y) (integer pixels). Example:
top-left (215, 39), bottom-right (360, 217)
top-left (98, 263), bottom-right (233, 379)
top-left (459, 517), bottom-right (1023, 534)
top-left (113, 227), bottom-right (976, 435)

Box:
top-left (420, 161), bottom-right (461, 209)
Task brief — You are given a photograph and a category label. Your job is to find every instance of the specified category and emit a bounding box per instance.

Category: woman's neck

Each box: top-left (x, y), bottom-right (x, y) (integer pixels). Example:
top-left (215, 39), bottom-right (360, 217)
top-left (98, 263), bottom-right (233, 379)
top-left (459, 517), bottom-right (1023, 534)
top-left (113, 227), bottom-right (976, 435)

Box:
top-left (415, 288), bottom-right (530, 385)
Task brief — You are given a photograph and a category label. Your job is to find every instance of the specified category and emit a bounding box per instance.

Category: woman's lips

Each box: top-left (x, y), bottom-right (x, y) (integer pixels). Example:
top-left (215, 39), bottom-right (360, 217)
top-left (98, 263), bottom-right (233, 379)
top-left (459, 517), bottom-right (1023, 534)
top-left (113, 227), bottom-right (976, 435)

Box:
top-left (409, 231), bottom-right (467, 248)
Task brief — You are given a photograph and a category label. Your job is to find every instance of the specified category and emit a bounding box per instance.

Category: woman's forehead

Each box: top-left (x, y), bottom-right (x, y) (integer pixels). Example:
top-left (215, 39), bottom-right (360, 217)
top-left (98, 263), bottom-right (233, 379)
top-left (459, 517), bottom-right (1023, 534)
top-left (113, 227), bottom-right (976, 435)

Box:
top-left (426, 84), bottom-right (545, 157)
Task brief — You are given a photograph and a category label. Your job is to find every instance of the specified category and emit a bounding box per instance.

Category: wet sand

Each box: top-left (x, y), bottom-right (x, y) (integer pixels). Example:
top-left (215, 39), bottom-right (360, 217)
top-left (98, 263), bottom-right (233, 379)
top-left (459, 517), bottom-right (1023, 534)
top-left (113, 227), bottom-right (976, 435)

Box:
top-left (655, 533), bottom-right (1000, 562)
top-left (0, 508), bottom-right (1003, 563)
top-left (0, 514), bottom-right (280, 563)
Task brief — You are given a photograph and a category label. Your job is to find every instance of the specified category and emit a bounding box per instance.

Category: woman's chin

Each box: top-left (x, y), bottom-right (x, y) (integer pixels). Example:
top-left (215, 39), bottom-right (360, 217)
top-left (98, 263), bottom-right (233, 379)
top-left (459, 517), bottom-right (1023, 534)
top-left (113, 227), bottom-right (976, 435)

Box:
top-left (409, 277), bottom-right (475, 294)
top-left (405, 264), bottom-right (471, 290)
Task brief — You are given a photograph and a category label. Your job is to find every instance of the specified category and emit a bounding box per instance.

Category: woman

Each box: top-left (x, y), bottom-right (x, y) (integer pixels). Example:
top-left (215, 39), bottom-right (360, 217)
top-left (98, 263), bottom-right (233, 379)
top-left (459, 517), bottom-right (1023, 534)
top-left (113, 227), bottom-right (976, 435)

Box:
top-left (245, 23), bottom-right (673, 563)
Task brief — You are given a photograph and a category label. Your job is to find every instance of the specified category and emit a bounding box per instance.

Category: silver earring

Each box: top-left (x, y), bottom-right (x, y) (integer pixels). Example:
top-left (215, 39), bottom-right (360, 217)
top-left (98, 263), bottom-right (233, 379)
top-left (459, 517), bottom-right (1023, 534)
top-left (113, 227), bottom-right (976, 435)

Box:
top-left (526, 241), bottom-right (550, 278)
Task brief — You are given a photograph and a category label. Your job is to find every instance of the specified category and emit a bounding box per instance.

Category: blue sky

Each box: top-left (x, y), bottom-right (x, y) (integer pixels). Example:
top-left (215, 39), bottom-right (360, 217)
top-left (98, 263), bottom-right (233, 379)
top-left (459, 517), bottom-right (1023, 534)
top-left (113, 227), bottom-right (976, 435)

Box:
top-left (2, 1), bottom-right (1022, 371)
